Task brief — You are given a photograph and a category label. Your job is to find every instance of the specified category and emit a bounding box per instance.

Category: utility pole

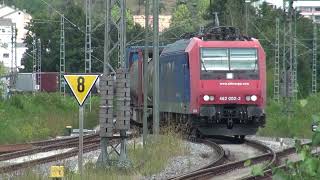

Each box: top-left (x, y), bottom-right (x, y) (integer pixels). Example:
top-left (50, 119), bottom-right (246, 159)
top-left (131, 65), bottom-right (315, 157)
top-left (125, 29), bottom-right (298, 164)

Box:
top-left (85, 0), bottom-right (92, 111)
top-left (32, 36), bottom-right (37, 94)
top-left (312, 22), bottom-right (317, 94)
top-left (60, 14), bottom-right (66, 97)
top-left (274, 18), bottom-right (280, 102)
top-left (143, 0), bottom-right (149, 145)
top-left (153, 0), bottom-right (160, 135)
top-left (37, 39), bottom-right (42, 92)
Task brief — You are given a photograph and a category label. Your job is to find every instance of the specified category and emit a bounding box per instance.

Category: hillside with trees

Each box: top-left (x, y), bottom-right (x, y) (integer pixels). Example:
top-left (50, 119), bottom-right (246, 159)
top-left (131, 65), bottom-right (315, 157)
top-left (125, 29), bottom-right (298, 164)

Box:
top-left (5, 0), bottom-right (318, 98)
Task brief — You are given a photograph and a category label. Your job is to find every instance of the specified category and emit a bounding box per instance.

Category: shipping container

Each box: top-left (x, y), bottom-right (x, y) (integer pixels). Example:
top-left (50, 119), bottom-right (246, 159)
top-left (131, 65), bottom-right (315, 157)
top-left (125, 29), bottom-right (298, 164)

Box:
top-left (39, 72), bottom-right (59, 92)
top-left (15, 73), bottom-right (35, 92)
top-left (15, 72), bottom-right (59, 92)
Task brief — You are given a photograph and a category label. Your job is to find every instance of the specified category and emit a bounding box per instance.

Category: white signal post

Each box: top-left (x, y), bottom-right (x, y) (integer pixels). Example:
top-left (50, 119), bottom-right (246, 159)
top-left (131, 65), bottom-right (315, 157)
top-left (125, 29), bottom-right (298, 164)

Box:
top-left (63, 74), bottom-right (99, 178)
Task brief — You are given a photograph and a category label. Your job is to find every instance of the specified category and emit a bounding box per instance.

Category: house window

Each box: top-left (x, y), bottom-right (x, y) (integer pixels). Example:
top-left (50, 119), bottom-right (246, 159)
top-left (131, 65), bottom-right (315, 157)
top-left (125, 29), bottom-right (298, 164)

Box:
top-left (315, 7), bottom-right (320, 11)
top-left (3, 53), bottom-right (9, 58)
top-left (1, 29), bottom-right (5, 33)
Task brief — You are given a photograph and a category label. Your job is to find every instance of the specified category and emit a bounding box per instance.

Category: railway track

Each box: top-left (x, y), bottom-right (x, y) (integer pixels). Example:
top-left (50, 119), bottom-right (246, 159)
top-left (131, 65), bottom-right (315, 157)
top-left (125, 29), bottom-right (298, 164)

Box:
top-left (170, 138), bottom-right (275, 180)
top-left (0, 143), bottom-right (100, 174)
top-left (0, 134), bottom-right (98, 154)
top-left (242, 142), bottom-right (314, 180)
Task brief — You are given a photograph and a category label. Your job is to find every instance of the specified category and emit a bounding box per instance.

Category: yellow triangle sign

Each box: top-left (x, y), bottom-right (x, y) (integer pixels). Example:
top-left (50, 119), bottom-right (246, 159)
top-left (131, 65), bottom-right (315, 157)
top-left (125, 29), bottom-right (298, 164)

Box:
top-left (64, 74), bottom-right (99, 106)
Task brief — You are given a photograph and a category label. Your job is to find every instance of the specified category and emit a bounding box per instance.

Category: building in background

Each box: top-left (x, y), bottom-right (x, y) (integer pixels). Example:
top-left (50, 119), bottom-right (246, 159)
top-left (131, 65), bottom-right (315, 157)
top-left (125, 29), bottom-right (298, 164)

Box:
top-left (252, 0), bottom-right (320, 23)
top-left (0, 4), bottom-right (32, 71)
top-left (293, 1), bottom-right (320, 23)
top-left (133, 15), bottom-right (172, 32)
top-left (0, 18), bottom-right (14, 70)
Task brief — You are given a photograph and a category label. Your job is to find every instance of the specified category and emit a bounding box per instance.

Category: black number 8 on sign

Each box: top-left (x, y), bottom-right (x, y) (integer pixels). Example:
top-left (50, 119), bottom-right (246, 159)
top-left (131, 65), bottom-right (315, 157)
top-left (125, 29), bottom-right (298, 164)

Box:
top-left (77, 76), bottom-right (85, 92)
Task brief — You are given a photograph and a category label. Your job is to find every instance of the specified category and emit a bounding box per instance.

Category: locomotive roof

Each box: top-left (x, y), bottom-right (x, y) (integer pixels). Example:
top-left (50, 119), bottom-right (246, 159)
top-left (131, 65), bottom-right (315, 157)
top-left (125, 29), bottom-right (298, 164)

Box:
top-left (160, 39), bottom-right (191, 56)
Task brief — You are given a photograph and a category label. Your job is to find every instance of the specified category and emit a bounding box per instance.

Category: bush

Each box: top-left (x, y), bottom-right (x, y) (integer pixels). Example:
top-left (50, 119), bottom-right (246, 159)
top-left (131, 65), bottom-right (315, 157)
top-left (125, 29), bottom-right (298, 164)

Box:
top-left (0, 93), bottom-right (100, 144)
top-left (258, 94), bottom-right (320, 138)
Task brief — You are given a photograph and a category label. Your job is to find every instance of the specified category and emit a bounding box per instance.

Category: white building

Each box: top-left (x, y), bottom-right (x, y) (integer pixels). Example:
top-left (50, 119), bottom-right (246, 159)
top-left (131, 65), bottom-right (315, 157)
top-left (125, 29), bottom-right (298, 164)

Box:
top-left (252, 0), bottom-right (320, 23)
top-left (133, 15), bottom-right (172, 32)
top-left (293, 1), bottom-right (320, 23)
top-left (0, 4), bottom-right (32, 71)
top-left (252, 0), bottom-right (284, 9)
top-left (0, 18), bottom-right (14, 69)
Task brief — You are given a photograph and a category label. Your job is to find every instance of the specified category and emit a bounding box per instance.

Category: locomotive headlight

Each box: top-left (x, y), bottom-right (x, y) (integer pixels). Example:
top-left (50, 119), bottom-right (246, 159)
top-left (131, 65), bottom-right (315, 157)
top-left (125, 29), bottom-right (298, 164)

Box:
top-left (245, 96), bottom-right (251, 101)
top-left (251, 95), bottom-right (258, 102)
top-left (209, 96), bottom-right (215, 101)
top-left (203, 95), bottom-right (210, 101)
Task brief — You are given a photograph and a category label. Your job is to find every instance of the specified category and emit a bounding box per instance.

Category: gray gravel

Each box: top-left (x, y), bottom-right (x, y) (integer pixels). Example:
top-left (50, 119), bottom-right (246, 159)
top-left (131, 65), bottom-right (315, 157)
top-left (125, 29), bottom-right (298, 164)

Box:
top-left (246, 135), bottom-right (311, 152)
top-left (143, 141), bottom-right (216, 180)
top-left (1, 138), bottom-right (216, 180)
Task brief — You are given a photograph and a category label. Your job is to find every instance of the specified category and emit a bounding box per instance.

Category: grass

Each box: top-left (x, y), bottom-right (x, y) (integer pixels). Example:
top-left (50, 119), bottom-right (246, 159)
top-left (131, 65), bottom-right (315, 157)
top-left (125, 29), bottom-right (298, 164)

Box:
top-left (258, 93), bottom-right (320, 138)
top-left (0, 93), bottom-right (99, 144)
top-left (6, 130), bottom-right (189, 180)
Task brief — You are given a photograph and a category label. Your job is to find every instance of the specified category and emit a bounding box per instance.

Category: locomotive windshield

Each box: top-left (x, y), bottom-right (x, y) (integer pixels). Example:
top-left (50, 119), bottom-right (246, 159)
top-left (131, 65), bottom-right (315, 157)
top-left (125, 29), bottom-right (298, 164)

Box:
top-left (200, 48), bottom-right (259, 79)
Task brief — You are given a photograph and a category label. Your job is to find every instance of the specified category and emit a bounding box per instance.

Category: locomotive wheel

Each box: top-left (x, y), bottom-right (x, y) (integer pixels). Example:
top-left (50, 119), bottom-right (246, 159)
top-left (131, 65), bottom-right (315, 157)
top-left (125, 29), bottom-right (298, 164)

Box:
top-left (234, 135), bottom-right (246, 143)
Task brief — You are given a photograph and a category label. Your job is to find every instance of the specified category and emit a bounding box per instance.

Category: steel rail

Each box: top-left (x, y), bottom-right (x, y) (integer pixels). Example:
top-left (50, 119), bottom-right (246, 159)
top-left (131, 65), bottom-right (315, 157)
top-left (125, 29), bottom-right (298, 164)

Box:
top-left (242, 142), bottom-right (313, 180)
top-left (30, 133), bottom-right (98, 147)
top-left (0, 143), bottom-right (100, 174)
top-left (168, 138), bottom-right (226, 180)
top-left (170, 139), bottom-right (276, 180)
top-left (0, 139), bottom-right (99, 162)
top-left (0, 134), bottom-right (98, 154)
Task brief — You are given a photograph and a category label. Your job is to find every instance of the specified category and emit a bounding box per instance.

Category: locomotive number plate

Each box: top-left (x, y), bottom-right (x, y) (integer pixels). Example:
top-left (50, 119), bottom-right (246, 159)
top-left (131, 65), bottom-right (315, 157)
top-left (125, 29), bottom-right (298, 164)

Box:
top-left (219, 96), bottom-right (241, 101)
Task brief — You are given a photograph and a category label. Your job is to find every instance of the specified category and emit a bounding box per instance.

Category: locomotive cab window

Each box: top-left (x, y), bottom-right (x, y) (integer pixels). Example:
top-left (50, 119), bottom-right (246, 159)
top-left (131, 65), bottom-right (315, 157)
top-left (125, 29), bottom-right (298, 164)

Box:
top-left (200, 48), bottom-right (259, 80)
top-left (201, 48), bottom-right (228, 71)
top-left (230, 48), bottom-right (258, 71)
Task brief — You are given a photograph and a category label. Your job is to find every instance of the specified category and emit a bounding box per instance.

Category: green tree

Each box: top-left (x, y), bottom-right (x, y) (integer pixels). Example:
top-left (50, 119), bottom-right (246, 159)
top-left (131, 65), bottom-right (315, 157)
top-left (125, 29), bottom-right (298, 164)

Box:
top-left (0, 62), bottom-right (5, 75)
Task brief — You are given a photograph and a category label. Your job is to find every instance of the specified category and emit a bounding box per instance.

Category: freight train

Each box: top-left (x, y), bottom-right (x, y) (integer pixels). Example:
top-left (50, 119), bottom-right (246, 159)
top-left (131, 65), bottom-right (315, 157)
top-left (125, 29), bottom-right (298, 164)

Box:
top-left (128, 26), bottom-right (266, 139)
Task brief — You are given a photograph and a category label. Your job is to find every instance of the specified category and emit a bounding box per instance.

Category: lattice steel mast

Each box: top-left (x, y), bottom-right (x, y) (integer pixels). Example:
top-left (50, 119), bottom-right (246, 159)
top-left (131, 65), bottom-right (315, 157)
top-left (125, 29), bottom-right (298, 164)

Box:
top-left (293, 12), bottom-right (298, 99)
top-left (60, 14), bottom-right (66, 96)
top-left (85, 0), bottom-right (92, 73)
top-left (274, 18), bottom-right (280, 102)
top-left (37, 39), bottom-right (42, 92)
top-left (32, 36), bottom-right (37, 94)
top-left (312, 22), bottom-right (317, 94)
top-left (281, 0), bottom-right (295, 114)
top-left (85, 0), bottom-right (92, 111)
top-left (97, 0), bottom-right (130, 168)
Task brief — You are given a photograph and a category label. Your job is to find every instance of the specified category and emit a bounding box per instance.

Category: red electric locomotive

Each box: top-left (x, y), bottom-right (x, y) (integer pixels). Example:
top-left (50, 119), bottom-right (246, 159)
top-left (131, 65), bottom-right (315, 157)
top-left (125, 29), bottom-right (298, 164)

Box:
top-left (128, 27), bottom-right (266, 138)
